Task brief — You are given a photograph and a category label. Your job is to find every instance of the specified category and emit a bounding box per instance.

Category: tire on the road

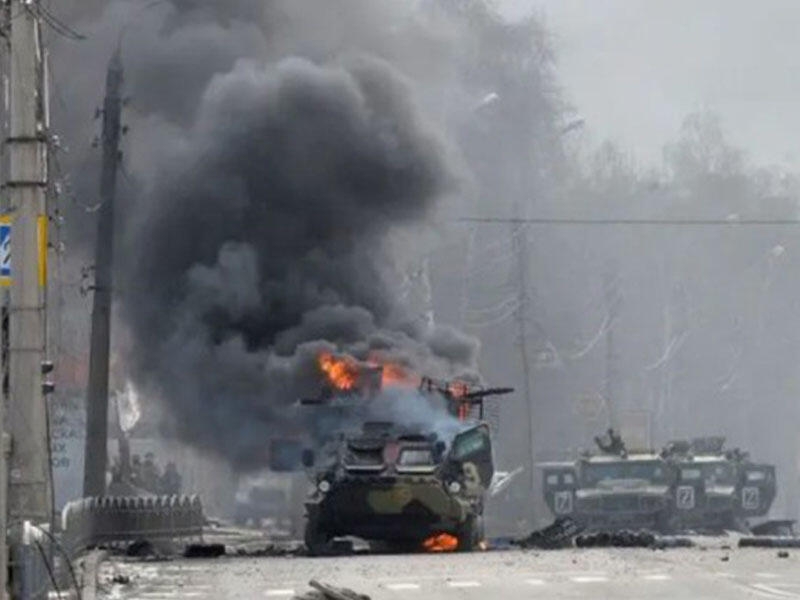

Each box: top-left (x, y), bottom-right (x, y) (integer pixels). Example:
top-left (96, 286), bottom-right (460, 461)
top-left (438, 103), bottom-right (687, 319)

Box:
top-left (457, 514), bottom-right (484, 552)
top-left (303, 509), bottom-right (331, 557)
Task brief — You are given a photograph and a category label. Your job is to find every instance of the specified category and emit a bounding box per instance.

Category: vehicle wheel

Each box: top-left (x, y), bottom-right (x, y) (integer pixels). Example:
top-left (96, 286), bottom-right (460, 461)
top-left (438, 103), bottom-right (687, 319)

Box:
top-left (655, 512), bottom-right (676, 535)
top-left (371, 540), bottom-right (417, 554)
top-left (457, 515), bottom-right (482, 552)
top-left (304, 509), bottom-right (331, 556)
top-left (474, 515), bottom-right (485, 546)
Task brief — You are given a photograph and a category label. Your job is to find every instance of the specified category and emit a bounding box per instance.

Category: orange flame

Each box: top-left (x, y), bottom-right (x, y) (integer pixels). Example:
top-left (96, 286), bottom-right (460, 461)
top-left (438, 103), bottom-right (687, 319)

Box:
top-left (379, 361), bottom-right (421, 389)
top-left (422, 532), bottom-right (459, 552)
top-left (318, 353), bottom-right (360, 391)
top-left (319, 351), bottom-right (457, 397)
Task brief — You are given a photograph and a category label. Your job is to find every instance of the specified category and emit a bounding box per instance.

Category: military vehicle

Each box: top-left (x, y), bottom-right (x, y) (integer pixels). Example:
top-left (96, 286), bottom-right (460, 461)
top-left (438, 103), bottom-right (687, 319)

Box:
top-left (300, 356), bottom-right (512, 554)
top-left (572, 452), bottom-right (673, 531)
top-left (662, 437), bottom-right (777, 532)
top-left (303, 420), bottom-right (494, 554)
top-left (541, 432), bottom-right (780, 534)
top-left (541, 430), bottom-right (673, 531)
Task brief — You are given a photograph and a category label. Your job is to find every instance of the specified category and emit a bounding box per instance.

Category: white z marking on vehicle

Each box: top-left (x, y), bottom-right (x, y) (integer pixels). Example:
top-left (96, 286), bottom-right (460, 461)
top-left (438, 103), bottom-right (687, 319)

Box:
top-left (554, 490), bottom-right (573, 514)
top-left (742, 486), bottom-right (760, 510)
top-left (676, 485), bottom-right (695, 510)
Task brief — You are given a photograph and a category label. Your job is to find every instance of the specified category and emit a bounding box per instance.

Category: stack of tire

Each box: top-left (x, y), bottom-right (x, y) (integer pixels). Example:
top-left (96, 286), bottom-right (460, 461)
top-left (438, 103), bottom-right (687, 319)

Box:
top-left (61, 494), bottom-right (204, 552)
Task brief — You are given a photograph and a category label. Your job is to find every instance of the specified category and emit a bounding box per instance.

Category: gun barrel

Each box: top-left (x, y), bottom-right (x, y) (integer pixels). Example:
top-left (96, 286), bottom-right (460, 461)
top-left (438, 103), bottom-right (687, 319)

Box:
top-left (462, 387), bottom-right (515, 400)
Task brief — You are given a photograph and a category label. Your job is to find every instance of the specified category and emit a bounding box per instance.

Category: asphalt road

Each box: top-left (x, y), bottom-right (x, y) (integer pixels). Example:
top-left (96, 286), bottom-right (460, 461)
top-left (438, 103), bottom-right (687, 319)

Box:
top-left (97, 543), bottom-right (800, 599)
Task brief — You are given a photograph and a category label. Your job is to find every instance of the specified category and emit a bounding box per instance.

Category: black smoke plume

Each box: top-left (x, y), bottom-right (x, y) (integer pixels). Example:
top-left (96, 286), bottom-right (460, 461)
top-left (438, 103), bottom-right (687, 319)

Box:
top-left (106, 19), bottom-right (478, 468)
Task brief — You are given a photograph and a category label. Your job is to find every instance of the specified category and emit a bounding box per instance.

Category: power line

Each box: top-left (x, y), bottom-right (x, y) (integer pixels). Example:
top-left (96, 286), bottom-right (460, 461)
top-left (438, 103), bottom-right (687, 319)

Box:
top-left (28, 522), bottom-right (83, 600)
top-left (34, 2), bottom-right (86, 41)
top-left (457, 216), bottom-right (800, 226)
top-left (35, 540), bottom-right (62, 600)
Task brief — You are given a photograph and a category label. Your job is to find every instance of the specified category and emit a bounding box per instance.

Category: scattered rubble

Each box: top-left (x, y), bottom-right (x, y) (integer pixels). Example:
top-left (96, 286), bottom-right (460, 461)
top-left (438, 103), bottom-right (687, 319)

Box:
top-left (516, 517), bottom-right (583, 549)
top-left (126, 540), bottom-right (155, 557)
top-left (184, 543), bottom-right (226, 558)
top-left (750, 520), bottom-right (795, 537)
top-left (739, 537), bottom-right (800, 548)
top-left (515, 519), bottom-right (693, 550)
top-left (575, 530), bottom-right (693, 549)
top-left (293, 580), bottom-right (370, 600)
top-left (234, 542), bottom-right (305, 557)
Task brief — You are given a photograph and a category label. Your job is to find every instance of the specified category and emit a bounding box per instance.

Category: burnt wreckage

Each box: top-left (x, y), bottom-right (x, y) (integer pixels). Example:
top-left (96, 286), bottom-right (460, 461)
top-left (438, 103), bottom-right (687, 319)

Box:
top-left (299, 354), bottom-right (512, 554)
top-left (541, 431), bottom-right (779, 534)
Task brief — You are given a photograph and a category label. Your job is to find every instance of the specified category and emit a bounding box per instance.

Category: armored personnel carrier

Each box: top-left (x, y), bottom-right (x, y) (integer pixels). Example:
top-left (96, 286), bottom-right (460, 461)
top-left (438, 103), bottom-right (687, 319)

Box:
top-left (300, 354), bottom-right (512, 554)
top-left (303, 420), bottom-right (494, 554)
top-left (541, 430), bottom-right (673, 531)
top-left (662, 437), bottom-right (776, 532)
top-left (541, 432), bottom-right (779, 534)
top-left (570, 452), bottom-right (672, 531)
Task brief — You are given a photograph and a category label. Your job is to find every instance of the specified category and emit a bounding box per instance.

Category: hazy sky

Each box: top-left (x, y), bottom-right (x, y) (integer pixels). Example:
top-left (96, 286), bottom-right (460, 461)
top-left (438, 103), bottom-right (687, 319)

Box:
top-left (498, 0), bottom-right (800, 169)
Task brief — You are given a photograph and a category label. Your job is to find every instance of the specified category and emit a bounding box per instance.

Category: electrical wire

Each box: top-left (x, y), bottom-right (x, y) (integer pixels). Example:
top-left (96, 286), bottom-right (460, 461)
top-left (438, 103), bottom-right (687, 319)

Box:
top-left (458, 216), bottom-right (800, 226)
top-left (33, 1), bottom-right (86, 41)
top-left (50, 148), bottom-right (102, 213)
top-left (27, 523), bottom-right (83, 600)
top-left (35, 539), bottom-right (62, 600)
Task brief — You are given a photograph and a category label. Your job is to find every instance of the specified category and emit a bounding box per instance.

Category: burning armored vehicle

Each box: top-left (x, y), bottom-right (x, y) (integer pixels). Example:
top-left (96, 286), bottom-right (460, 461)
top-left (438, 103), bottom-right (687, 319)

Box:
top-left (541, 431), bottom-right (778, 534)
top-left (301, 353), bottom-right (511, 554)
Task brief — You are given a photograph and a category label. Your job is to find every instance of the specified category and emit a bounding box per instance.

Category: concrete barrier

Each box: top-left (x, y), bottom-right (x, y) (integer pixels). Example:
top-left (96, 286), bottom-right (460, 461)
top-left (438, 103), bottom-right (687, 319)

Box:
top-left (61, 495), bottom-right (204, 555)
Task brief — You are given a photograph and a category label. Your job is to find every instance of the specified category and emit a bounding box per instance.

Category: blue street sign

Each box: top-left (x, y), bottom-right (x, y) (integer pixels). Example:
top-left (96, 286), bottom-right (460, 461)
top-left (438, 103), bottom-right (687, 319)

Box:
top-left (0, 217), bottom-right (10, 285)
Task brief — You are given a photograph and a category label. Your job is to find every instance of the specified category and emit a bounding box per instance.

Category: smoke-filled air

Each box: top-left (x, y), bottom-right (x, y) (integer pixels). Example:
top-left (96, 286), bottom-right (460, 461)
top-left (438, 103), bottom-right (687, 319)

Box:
top-left (48, 0), bottom-right (800, 522)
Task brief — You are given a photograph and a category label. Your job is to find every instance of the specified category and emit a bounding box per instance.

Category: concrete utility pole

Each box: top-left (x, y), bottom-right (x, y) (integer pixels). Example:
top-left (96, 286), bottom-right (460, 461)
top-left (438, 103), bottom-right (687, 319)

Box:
top-left (7, 0), bottom-right (52, 532)
top-left (83, 50), bottom-right (123, 497)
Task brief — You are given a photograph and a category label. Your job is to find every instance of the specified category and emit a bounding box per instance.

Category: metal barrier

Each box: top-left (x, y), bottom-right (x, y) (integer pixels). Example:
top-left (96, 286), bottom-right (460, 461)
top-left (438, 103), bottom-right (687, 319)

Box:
top-left (61, 495), bottom-right (204, 555)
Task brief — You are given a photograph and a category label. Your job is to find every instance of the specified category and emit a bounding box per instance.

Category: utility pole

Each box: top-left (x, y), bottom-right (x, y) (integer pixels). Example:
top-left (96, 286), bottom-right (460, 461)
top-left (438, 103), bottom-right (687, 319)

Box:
top-left (0, 3), bottom-right (11, 598)
top-left (83, 50), bottom-right (123, 497)
top-left (602, 263), bottom-right (621, 427)
top-left (7, 0), bottom-right (52, 537)
top-left (510, 214), bottom-right (535, 498)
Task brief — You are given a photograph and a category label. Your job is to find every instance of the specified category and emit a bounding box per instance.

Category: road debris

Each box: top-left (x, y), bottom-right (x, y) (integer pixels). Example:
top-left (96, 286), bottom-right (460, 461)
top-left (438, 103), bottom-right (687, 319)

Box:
top-left (739, 537), bottom-right (800, 548)
top-left (184, 543), bottom-right (226, 558)
top-left (575, 530), bottom-right (694, 549)
top-left (293, 580), bottom-right (370, 600)
top-left (778, 551), bottom-right (790, 558)
top-left (516, 517), bottom-right (583, 549)
top-left (234, 542), bottom-right (305, 557)
top-left (750, 520), bottom-right (795, 537)
top-left (126, 540), bottom-right (155, 557)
